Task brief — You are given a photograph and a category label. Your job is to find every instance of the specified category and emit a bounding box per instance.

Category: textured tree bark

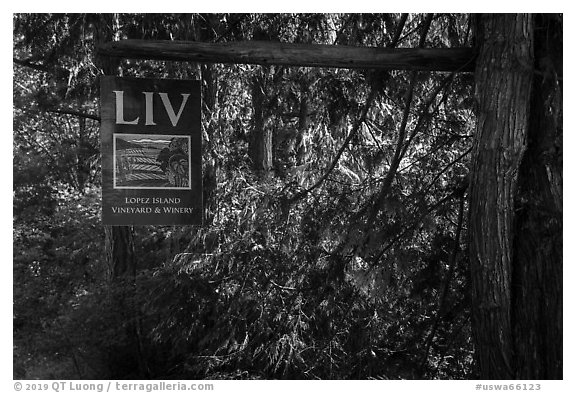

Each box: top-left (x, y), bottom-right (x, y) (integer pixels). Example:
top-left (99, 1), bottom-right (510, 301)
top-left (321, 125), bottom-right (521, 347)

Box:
top-left (469, 14), bottom-right (533, 379)
top-left (511, 14), bottom-right (562, 379)
top-left (98, 39), bottom-right (475, 72)
top-left (97, 15), bottom-right (147, 378)
top-left (95, 14), bottom-right (137, 281)
top-left (103, 225), bottom-right (136, 280)
top-left (249, 72), bottom-right (273, 174)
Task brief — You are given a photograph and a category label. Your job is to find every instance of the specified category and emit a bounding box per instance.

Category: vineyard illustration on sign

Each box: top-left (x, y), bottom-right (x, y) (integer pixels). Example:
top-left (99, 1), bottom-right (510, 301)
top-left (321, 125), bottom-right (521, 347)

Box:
top-left (113, 134), bottom-right (191, 189)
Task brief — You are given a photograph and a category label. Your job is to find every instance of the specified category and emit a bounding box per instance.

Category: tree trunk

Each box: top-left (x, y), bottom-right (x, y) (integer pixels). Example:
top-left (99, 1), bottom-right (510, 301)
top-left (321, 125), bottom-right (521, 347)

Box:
top-left (469, 14), bottom-right (533, 379)
top-left (103, 226), bottom-right (136, 280)
top-left (95, 14), bottom-right (137, 281)
top-left (93, 13), bottom-right (136, 280)
top-left (511, 14), bottom-right (562, 379)
top-left (96, 14), bottom-right (147, 378)
top-left (249, 72), bottom-right (273, 174)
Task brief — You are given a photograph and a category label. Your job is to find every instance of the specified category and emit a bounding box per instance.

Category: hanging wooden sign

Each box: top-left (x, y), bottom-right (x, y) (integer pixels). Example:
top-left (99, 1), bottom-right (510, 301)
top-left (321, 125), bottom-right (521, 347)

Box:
top-left (100, 76), bottom-right (202, 225)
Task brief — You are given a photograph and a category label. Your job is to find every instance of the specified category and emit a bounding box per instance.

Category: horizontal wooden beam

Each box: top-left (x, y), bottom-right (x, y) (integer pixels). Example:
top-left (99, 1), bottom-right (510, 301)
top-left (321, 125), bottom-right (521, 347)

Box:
top-left (97, 40), bottom-right (476, 72)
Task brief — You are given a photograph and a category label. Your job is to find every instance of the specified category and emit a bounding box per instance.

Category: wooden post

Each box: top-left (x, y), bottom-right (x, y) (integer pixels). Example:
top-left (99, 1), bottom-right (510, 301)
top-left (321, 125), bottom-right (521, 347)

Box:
top-left (98, 39), bottom-right (476, 72)
top-left (95, 14), bottom-right (149, 379)
top-left (94, 15), bottom-right (136, 281)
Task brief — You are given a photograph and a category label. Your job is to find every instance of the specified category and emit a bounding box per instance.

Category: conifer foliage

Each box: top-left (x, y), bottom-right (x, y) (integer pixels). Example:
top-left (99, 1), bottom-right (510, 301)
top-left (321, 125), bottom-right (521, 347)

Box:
top-left (13, 13), bottom-right (561, 379)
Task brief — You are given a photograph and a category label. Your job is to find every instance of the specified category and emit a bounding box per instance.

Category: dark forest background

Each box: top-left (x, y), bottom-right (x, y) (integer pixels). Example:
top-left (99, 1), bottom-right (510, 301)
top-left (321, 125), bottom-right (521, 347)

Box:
top-left (12, 13), bottom-right (562, 380)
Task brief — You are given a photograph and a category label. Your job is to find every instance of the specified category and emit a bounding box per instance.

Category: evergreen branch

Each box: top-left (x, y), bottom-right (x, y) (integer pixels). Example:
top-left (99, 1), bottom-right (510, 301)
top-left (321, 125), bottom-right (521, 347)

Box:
top-left (46, 108), bottom-right (101, 122)
top-left (398, 135), bottom-right (462, 173)
top-left (13, 57), bottom-right (71, 79)
top-left (418, 14), bottom-right (434, 48)
top-left (419, 193), bottom-right (466, 373)
top-left (289, 87), bottom-right (378, 203)
top-left (214, 14), bottom-right (248, 43)
top-left (270, 280), bottom-right (296, 291)
top-left (370, 190), bottom-right (457, 267)
top-left (420, 146), bottom-right (472, 195)
top-left (434, 312), bottom-right (470, 374)
top-left (363, 118), bottom-right (388, 155)
top-left (389, 14), bottom-right (409, 48)
top-left (13, 57), bottom-right (51, 73)
top-left (400, 73), bottom-right (455, 159)
top-left (14, 127), bottom-right (79, 189)
top-left (365, 14), bottom-right (435, 225)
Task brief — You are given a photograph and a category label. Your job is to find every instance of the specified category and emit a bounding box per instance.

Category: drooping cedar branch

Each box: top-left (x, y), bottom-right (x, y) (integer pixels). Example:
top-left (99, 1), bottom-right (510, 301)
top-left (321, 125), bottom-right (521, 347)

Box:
top-left (288, 16), bottom-right (421, 204)
top-left (289, 86), bottom-right (378, 203)
top-left (420, 193), bottom-right (466, 372)
top-left (47, 108), bottom-right (101, 122)
top-left (14, 127), bottom-right (77, 188)
top-left (365, 14), bottom-right (434, 226)
top-left (390, 14), bottom-right (409, 47)
top-left (14, 57), bottom-right (59, 73)
top-left (97, 39), bottom-right (475, 72)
